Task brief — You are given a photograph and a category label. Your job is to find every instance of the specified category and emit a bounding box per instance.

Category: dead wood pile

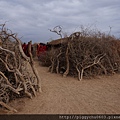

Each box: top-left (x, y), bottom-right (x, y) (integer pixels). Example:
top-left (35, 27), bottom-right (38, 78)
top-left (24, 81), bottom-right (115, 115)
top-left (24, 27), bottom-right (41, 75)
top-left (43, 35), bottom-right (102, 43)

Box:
top-left (41, 30), bottom-right (120, 80)
top-left (0, 23), bottom-right (41, 112)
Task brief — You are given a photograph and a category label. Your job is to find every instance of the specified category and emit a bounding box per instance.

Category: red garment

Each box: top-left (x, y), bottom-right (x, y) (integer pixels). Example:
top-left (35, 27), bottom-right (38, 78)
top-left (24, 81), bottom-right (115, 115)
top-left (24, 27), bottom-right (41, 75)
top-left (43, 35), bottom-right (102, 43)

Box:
top-left (22, 43), bottom-right (27, 53)
top-left (39, 45), bottom-right (43, 52)
top-left (37, 43), bottom-right (47, 58)
top-left (43, 45), bottom-right (46, 52)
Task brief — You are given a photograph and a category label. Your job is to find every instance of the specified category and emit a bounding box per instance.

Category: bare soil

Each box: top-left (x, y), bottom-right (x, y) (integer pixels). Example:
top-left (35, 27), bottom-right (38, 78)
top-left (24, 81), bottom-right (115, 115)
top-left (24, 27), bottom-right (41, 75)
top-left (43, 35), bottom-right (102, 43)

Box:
top-left (1, 60), bottom-right (120, 114)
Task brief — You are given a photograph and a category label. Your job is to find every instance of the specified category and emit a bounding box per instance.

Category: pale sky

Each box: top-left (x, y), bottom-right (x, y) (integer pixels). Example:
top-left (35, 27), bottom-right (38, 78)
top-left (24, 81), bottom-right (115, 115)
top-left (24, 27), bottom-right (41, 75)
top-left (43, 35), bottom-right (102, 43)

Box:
top-left (0, 0), bottom-right (120, 43)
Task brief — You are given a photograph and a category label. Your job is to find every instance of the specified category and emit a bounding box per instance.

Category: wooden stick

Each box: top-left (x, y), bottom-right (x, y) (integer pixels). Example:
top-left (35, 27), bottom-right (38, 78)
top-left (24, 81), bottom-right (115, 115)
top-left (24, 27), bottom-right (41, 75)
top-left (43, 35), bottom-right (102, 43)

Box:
top-left (0, 101), bottom-right (17, 113)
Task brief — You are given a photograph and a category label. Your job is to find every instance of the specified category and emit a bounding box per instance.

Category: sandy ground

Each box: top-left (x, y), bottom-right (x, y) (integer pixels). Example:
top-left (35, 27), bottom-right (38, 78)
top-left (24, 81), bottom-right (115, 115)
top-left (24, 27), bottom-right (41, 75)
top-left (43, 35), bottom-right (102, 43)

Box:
top-left (1, 60), bottom-right (120, 114)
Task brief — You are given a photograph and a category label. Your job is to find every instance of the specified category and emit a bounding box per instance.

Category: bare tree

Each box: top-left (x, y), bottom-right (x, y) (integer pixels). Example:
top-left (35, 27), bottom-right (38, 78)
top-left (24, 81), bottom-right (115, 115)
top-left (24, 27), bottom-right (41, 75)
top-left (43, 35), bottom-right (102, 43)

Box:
top-left (49, 26), bottom-right (63, 38)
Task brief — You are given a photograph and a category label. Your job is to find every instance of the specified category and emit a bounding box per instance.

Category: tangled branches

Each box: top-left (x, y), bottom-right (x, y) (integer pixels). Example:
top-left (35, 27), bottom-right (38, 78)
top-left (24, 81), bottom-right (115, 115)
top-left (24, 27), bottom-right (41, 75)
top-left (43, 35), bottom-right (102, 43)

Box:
top-left (42, 29), bottom-right (120, 81)
top-left (0, 23), bottom-right (41, 112)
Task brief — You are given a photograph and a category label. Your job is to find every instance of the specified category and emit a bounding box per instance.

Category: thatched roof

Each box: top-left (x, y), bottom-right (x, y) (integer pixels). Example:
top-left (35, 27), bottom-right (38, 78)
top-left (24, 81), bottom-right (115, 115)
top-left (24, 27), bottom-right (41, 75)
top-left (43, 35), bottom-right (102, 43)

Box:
top-left (47, 37), bottom-right (69, 45)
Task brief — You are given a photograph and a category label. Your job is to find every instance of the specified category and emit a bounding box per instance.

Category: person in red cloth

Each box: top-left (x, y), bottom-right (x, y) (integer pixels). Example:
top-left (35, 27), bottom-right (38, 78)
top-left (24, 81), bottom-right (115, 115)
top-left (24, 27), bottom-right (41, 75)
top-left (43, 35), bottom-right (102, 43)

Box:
top-left (22, 42), bottom-right (27, 54)
top-left (43, 45), bottom-right (47, 52)
top-left (37, 43), bottom-right (47, 60)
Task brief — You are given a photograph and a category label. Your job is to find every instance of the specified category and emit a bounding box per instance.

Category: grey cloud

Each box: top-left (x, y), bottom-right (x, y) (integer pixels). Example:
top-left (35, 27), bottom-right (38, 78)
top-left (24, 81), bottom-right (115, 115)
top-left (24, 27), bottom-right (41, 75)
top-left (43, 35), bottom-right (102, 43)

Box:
top-left (0, 0), bottom-right (120, 43)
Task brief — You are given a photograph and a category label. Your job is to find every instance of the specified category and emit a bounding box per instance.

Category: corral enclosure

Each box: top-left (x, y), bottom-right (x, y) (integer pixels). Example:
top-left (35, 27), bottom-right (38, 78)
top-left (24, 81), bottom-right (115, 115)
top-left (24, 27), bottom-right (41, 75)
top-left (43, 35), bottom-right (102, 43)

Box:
top-left (41, 28), bottom-right (120, 80)
top-left (0, 23), bottom-right (41, 112)
top-left (0, 23), bottom-right (120, 113)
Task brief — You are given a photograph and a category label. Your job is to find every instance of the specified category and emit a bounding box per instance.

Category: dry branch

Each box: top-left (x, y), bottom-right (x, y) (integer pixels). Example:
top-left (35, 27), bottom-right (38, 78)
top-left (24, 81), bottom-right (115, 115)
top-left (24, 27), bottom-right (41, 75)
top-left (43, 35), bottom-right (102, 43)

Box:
top-left (0, 101), bottom-right (17, 113)
top-left (0, 23), bottom-right (41, 112)
top-left (44, 28), bottom-right (120, 81)
top-left (49, 26), bottom-right (63, 38)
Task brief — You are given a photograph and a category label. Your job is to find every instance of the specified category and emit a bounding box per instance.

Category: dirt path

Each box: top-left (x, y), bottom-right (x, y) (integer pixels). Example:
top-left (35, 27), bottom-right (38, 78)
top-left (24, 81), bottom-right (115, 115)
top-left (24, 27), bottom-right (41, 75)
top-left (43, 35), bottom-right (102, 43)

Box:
top-left (6, 60), bottom-right (120, 114)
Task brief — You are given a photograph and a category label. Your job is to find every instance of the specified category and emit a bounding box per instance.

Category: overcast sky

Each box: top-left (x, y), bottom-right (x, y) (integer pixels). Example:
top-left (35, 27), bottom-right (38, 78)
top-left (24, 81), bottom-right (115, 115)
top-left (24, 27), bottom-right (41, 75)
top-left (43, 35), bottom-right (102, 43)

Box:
top-left (0, 0), bottom-right (120, 43)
